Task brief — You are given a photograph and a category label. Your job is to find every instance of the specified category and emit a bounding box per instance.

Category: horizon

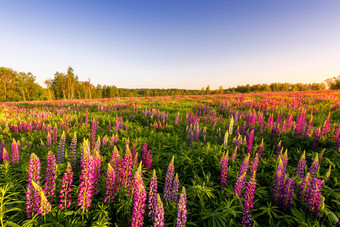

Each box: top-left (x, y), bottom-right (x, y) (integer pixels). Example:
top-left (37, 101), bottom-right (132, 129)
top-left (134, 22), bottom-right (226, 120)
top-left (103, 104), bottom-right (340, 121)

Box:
top-left (1, 1), bottom-right (340, 89)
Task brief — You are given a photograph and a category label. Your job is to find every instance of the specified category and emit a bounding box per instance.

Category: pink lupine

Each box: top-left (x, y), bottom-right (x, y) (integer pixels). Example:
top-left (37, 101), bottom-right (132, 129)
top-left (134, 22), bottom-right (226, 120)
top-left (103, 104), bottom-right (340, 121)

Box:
top-left (2, 149), bottom-right (9, 168)
top-left (77, 144), bottom-right (95, 211)
top-left (246, 129), bottom-right (255, 154)
top-left (110, 146), bottom-right (121, 168)
top-left (142, 143), bottom-right (152, 171)
top-left (176, 187), bottom-right (187, 227)
top-left (171, 173), bottom-right (179, 203)
top-left (220, 151), bottom-right (229, 187)
top-left (250, 153), bottom-right (259, 175)
top-left (59, 162), bottom-right (73, 210)
top-left (11, 139), bottom-right (19, 164)
top-left (26, 153), bottom-right (41, 218)
top-left (154, 194), bottom-right (165, 227)
top-left (131, 163), bottom-right (146, 227)
top-left (93, 150), bottom-right (102, 194)
top-left (104, 163), bottom-right (116, 203)
top-left (31, 180), bottom-right (51, 217)
top-left (148, 169), bottom-right (158, 221)
top-left (44, 151), bottom-right (57, 204)
top-left (164, 156), bottom-right (175, 201)
top-left (46, 131), bottom-right (52, 147)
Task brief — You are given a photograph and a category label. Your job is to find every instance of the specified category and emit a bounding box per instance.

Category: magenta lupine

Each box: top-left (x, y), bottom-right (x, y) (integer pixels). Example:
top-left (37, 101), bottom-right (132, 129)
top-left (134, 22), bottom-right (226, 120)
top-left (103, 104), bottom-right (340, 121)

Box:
top-left (57, 131), bottom-right (66, 164)
top-left (59, 162), bottom-right (73, 210)
top-left (93, 150), bottom-right (102, 194)
top-left (250, 153), bottom-right (259, 175)
top-left (176, 187), bottom-right (187, 227)
top-left (320, 113), bottom-right (331, 136)
top-left (309, 154), bottom-right (319, 178)
top-left (104, 163), bottom-right (116, 203)
top-left (304, 116), bottom-right (313, 139)
top-left (241, 171), bottom-right (257, 227)
top-left (110, 146), bottom-right (121, 168)
top-left (110, 133), bottom-right (119, 146)
top-left (296, 151), bottom-right (306, 181)
top-left (234, 154), bottom-right (250, 197)
top-left (142, 143), bottom-right (152, 171)
top-left (120, 146), bottom-right (132, 187)
top-left (171, 173), bottom-right (179, 203)
top-left (2, 149), bottom-right (9, 168)
top-left (307, 178), bottom-right (322, 219)
top-left (164, 156), bottom-right (175, 201)
top-left (175, 112), bottom-right (180, 125)
top-left (299, 172), bottom-right (311, 203)
top-left (246, 129), bottom-right (255, 154)
top-left (26, 153), bottom-right (41, 218)
top-left (77, 144), bottom-right (95, 211)
top-left (69, 132), bottom-right (77, 168)
top-left (53, 124), bottom-right (58, 143)
top-left (44, 151), bottom-right (57, 204)
top-left (31, 180), bottom-right (51, 216)
top-left (220, 151), bottom-right (229, 187)
top-left (46, 131), bottom-right (52, 147)
top-left (148, 169), bottom-right (158, 221)
top-left (154, 194), bottom-right (165, 227)
top-left (131, 164), bottom-right (146, 227)
top-left (11, 139), bottom-right (19, 164)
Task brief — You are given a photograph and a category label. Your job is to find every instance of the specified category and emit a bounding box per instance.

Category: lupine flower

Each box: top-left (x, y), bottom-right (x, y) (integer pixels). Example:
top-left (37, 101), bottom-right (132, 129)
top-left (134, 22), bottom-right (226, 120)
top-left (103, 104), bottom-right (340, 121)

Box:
top-left (175, 112), bottom-right (180, 125)
top-left (296, 151), bottom-right (306, 181)
top-left (250, 153), bottom-right (259, 175)
top-left (154, 194), bottom-right (164, 227)
top-left (241, 171), bottom-right (257, 227)
top-left (246, 129), bottom-right (255, 154)
top-left (110, 146), bottom-right (121, 168)
top-left (312, 128), bottom-right (321, 149)
top-left (273, 157), bottom-right (285, 205)
top-left (275, 141), bottom-right (282, 159)
top-left (31, 180), bottom-right (51, 216)
top-left (309, 154), bottom-right (319, 178)
top-left (121, 146), bottom-right (133, 187)
top-left (149, 169), bottom-right (158, 221)
top-left (104, 163), bottom-right (116, 203)
top-left (176, 187), bottom-right (187, 227)
top-left (234, 154), bottom-right (250, 197)
top-left (93, 150), bottom-right (102, 194)
top-left (256, 139), bottom-right (264, 158)
top-left (46, 131), bottom-right (52, 147)
top-left (231, 147), bottom-right (238, 161)
top-left (280, 176), bottom-right (295, 212)
top-left (2, 149), bottom-right (9, 168)
top-left (57, 131), bottom-right (66, 164)
top-left (324, 166), bottom-right (331, 181)
top-left (229, 115), bottom-right (234, 136)
top-left (69, 132), bottom-right (77, 168)
top-left (281, 149), bottom-right (288, 173)
top-left (26, 153), bottom-right (41, 218)
top-left (142, 143), bottom-right (152, 171)
top-left (59, 162), bottom-right (73, 210)
top-left (164, 156), bottom-right (175, 201)
top-left (320, 113), bottom-right (331, 136)
top-left (53, 124), bottom-right (58, 143)
top-left (131, 177), bottom-right (147, 227)
top-left (299, 172), bottom-right (311, 203)
top-left (11, 139), bottom-right (19, 164)
top-left (171, 173), bottom-right (179, 203)
top-left (44, 151), bottom-right (57, 204)
top-left (220, 151), bottom-right (229, 187)
top-left (307, 178), bottom-right (322, 219)
top-left (304, 116), bottom-right (313, 139)
top-left (77, 144), bottom-right (95, 211)
top-left (223, 129), bottom-right (229, 149)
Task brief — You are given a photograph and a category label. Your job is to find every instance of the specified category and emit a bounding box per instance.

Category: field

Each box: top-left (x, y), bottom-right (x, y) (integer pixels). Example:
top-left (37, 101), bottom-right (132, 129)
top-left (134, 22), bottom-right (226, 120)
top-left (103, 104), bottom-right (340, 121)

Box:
top-left (0, 90), bottom-right (339, 227)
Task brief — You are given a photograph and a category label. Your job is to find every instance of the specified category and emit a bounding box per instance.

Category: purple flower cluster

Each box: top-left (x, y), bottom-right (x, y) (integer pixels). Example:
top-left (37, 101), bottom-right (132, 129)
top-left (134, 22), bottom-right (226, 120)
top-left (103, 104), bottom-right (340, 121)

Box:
top-left (256, 139), bottom-right (264, 158)
top-left (93, 150), bottom-right (102, 194)
top-left (241, 171), bottom-right (257, 227)
top-left (309, 154), bottom-right (319, 178)
top-left (104, 163), bottom-right (116, 203)
top-left (57, 131), bottom-right (66, 164)
top-left (59, 162), bottom-right (73, 210)
top-left (307, 178), bottom-right (323, 219)
top-left (131, 164), bottom-right (146, 227)
top-left (176, 187), bottom-right (187, 227)
top-left (164, 156), bottom-right (175, 201)
top-left (2, 149), bottom-right (9, 167)
top-left (154, 194), bottom-right (165, 227)
top-left (142, 143), bottom-right (152, 171)
top-left (31, 180), bottom-right (51, 216)
top-left (220, 151), bottom-right (229, 187)
top-left (11, 139), bottom-right (19, 164)
top-left (26, 153), bottom-right (41, 218)
top-left (234, 154), bottom-right (250, 197)
top-left (296, 151), bottom-right (306, 181)
top-left (69, 132), bottom-right (77, 168)
top-left (174, 112), bottom-right (180, 125)
top-left (246, 129), bottom-right (255, 155)
top-left (44, 151), bottom-right (57, 204)
top-left (299, 172), bottom-right (311, 203)
top-left (148, 169), bottom-right (158, 221)
top-left (46, 131), bottom-right (52, 147)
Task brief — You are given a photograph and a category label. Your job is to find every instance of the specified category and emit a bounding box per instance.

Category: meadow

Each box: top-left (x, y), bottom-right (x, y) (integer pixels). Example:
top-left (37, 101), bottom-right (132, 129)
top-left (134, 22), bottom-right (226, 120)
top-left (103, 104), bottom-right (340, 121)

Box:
top-left (0, 90), bottom-right (339, 227)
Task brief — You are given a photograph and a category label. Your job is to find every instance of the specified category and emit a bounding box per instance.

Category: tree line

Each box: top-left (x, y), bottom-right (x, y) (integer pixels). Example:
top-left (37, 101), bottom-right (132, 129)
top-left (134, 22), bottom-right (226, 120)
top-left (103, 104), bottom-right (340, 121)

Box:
top-left (0, 66), bottom-right (339, 102)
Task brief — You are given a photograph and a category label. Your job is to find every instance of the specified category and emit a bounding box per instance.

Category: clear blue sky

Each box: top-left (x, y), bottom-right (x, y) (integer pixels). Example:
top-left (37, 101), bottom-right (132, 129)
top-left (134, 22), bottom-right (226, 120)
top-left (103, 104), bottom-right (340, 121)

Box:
top-left (1, 1), bottom-right (340, 89)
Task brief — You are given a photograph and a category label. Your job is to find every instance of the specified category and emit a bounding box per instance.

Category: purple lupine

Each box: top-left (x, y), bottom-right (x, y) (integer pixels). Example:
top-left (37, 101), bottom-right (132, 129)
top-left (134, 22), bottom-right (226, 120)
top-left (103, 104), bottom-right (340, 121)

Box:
top-left (164, 156), bottom-right (175, 201)
top-left (148, 169), bottom-right (158, 221)
top-left (59, 162), bottom-right (73, 210)
top-left (273, 157), bottom-right (285, 205)
top-left (299, 172), bottom-right (311, 203)
top-left (90, 117), bottom-right (97, 150)
top-left (31, 180), bottom-right (51, 216)
top-left (57, 131), bottom-right (66, 164)
top-left (280, 177), bottom-right (295, 212)
top-left (309, 154), bottom-right (319, 179)
top-left (26, 153), bottom-right (41, 218)
top-left (68, 132), bottom-right (77, 168)
top-left (256, 139), bottom-right (264, 158)
top-left (176, 187), bottom-right (187, 227)
top-left (93, 150), bottom-right (102, 194)
top-left (104, 163), bottom-right (116, 203)
top-left (281, 149), bottom-right (288, 173)
top-left (2, 149), bottom-right (9, 168)
top-left (11, 139), bottom-right (19, 164)
top-left (171, 173), bottom-right (179, 203)
top-left (304, 116), bottom-right (313, 139)
top-left (296, 151), bottom-right (306, 181)
top-left (320, 113), bottom-right (331, 136)
top-left (246, 129), bottom-right (255, 154)
top-left (307, 178), bottom-right (322, 219)
top-left (77, 144), bottom-right (95, 211)
top-left (46, 131), bottom-right (52, 147)
top-left (175, 112), bottom-right (180, 125)
top-left (44, 151), bottom-right (57, 204)
top-left (220, 151), bottom-right (229, 187)
top-left (142, 143), bottom-right (152, 171)
top-left (154, 194), bottom-right (165, 227)
top-left (234, 154), bottom-right (250, 197)
top-left (250, 153), bottom-right (259, 175)
top-left (241, 171), bottom-right (257, 227)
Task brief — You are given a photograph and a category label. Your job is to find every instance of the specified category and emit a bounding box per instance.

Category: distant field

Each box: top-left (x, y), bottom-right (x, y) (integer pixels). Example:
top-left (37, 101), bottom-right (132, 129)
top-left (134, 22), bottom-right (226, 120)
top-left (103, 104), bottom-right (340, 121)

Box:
top-left (0, 90), bottom-right (339, 226)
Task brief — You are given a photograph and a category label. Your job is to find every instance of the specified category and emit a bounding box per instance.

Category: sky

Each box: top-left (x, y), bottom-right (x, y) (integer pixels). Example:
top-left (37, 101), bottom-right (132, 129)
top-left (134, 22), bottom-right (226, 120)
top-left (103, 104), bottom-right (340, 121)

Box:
top-left (1, 0), bottom-right (340, 89)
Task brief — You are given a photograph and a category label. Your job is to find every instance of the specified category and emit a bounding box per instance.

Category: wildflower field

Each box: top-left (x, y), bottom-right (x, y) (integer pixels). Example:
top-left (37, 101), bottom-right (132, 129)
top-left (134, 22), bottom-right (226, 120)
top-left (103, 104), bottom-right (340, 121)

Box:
top-left (0, 90), bottom-right (339, 227)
